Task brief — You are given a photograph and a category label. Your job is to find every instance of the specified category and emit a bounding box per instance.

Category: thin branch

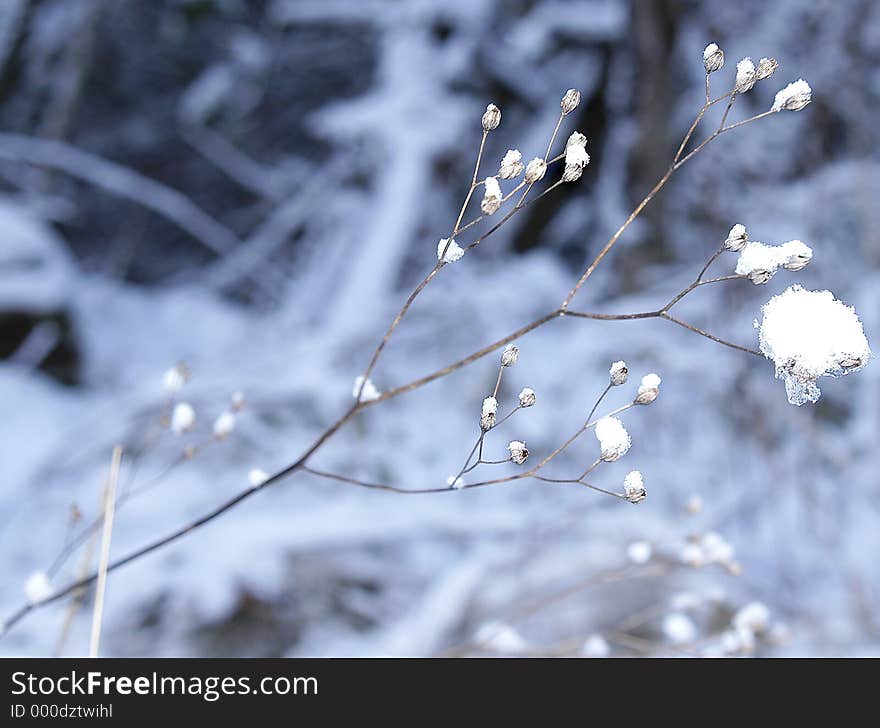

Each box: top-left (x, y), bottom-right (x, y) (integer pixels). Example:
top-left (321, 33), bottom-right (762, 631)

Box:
top-left (89, 446), bottom-right (122, 657)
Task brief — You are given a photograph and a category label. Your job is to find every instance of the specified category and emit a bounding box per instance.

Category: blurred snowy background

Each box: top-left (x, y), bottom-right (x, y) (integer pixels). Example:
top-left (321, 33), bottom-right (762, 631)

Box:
top-left (1, 0), bottom-right (878, 657)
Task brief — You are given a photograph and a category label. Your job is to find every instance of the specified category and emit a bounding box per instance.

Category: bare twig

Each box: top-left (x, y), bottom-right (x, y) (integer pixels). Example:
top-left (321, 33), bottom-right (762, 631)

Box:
top-left (89, 446), bottom-right (122, 657)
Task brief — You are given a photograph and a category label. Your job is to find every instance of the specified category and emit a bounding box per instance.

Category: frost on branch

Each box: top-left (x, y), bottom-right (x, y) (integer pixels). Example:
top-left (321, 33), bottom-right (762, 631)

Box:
top-left (437, 237), bottom-right (464, 263)
top-left (757, 285), bottom-right (871, 405)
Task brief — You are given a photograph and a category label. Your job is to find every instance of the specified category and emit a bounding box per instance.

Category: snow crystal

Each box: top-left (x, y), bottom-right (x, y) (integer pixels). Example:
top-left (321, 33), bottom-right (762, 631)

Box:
top-left (595, 416), bottom-right (631, 461)
top-left (772, 79), bottom-right (812, 112)
top-left (437, 238), bottom-right (464, 263)
top-left (352, 376), bottom-right (381, 402)
top-left (24, 571), bottom-right (52, 603)
top-left (582, 634), bottom-right (610, 657)
top-left (663, 612), bottom-right (697, 645)
top-left (757, 285), bottom-right (871, 405)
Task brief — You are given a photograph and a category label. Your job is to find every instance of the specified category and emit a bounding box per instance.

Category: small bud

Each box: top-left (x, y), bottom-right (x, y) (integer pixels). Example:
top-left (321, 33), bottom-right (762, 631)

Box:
top-left (501, 344), bottom-right (519, 367)
top-left (231, 390), bottom-right (246, 411)
top-left (734, 57), bottom-right (756, 93)
top-left (482, 103), bottom-right (501, 131)
top-left (724, 223), bottom-right (748, 252)
top-left (518, 387), bottom-right (536, 408)
top-left (609, 360), bottom-right (628, 386)
top-left (755, 57), bottom-right (778, 80)
top-left (213, 411), bottom-right (236, 440)
top-left (524, 157), bottom-right (547, 184)
top-left (686, 495), bottom-right (704, 515)
top-left (171, 402), bottom-right (196, 433)
top-left (748, 268), bottom-right (774, 285)
top-left (779, 240), bottom-right (812, 271)
top-left (623, 470), bottom-right (646, 504)
top-left (162, 361), bottom-right (191, 394)
top-left (703, 43), bottom-right (724, 73)
top-left (635, 373), bottom-right (661, 405)
top-left (480, 396), bottom-right (498, 431)
top-left (481, 176), bottom-right (502, 215)
top-left (248, 469), bottom-right (269, 486)
top-left (771, 79), bottom-right (812, 112)
top-left (560, 88), bottom-right (581, 115)
top-left (498, 149), bottom-right (524, 179)
top-left (437, 237), bottom-right (465, 263)
top-left (507, 440), bottom-right (529, 465)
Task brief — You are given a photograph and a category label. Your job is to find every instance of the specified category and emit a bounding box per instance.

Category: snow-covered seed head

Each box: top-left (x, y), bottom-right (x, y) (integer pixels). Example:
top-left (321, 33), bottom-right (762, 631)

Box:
top-left (248, 468), bottom-right (269, 486)
top-left (213, 411), bottom-right (236, 440)
top-left (755, 57), bottom-right (778, 80)
top-left (735, 241), bottom-right (780, 284)
top-left (734, 57), bottom-right (757, 93)
top-left (562, 131), bottom-right (589, 182)
top-left (501, 344), bottom-right (519, 367)
top-left (480, 396), bottom-right (498, 431)
top-left (595, 416), bottom-right (631, 462)
top-left (733, 601), bottom-right (771, 634)
top-left (771, 79), bottom-right (812, 112)
top-left (635, 373), bottom-right (661, 405)
top-left (778, 240), bottom-right (812, 271)
top-left (757, 284), bottom-right (871, 405)
top-left (627, 540), bottom-right (652, 564)
top-left (724, 223), bottom-right (748, 252)
top-left (561, 88), bottom-right (581, 115)
top-left (352, 376), bottom-right (381, 402)
top-left (507, 440), bottom-right (529, 465)
top-left (518, 387), bottom-right (536, 408)
top-left (609, 360), bottom-right (628, 386)
top-left (481, 176), bottom-right (503, 216)
top-left (498, 149), bottom-right (524, 179)
top-left (524, 157), bottom-right (547, 184)
top-left (482, 103), bottom-right (501, 131)
top-left (703, 42), bottom-right (724, 73)
top-left (171, 402), bottom-right (196, 433)
top-left (230, 390), bottom-right (246, 411)
top-left (24, 571), bottom-right (52, 603)
top-left (623, 470), bottom-right (646, 504)
top-left (162, 361), bottom-right (191, 394)
top-left (686, 494), bottom-right (704, 515)
top-left (437, 237), bottom-right (465, 263)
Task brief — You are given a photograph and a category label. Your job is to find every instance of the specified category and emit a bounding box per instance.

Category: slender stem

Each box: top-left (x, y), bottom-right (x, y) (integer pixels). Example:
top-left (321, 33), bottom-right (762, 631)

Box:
top-left (89, 446), bottom-right (122, 658)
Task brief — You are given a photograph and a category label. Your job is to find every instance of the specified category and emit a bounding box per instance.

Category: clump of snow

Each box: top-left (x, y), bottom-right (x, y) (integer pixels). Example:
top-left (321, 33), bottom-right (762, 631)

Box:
top-left (24, 572), bottom-right (52, 603)
top-left (480, 176), bottom-right (502, 215)
top-left (757, 285), bottom-right (871, 405)
top-left (518, 387), bottom-right (536, 407)
top-left (446, 475), bottom-right (466, 490)
top-left (170, 402), bottom-right (196, 433)
top-left (248, 469), bottom-right (269, 486)
top-left (772, 79), bottom-right (812, 112)
top-left (635, 372), bottom-right (661, 404)
top-left (663, 612), bottom-right (697, 645)
top-left (626, 540), bottom-right (652, 564)
top-left (437, 238), bottom-right (464, 263)
top-left (595, 416), bottom-right (631, 461)
top-left (581, 633), bottom-right (610, 657)
top-left (475, 621), bottom-right (526, 653)
top-left (623, 470), bottom-right (646, 503)
top-left (352, 376), bottom-right (381, 402)
top-left (734, 57), bottom-right (756, 93)
top-left (735, 240), bottom-right (813, 283)
top-left (213, 411), bottom-right (236, 439)
top-left (733, 601), bottom-right (771, 634)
